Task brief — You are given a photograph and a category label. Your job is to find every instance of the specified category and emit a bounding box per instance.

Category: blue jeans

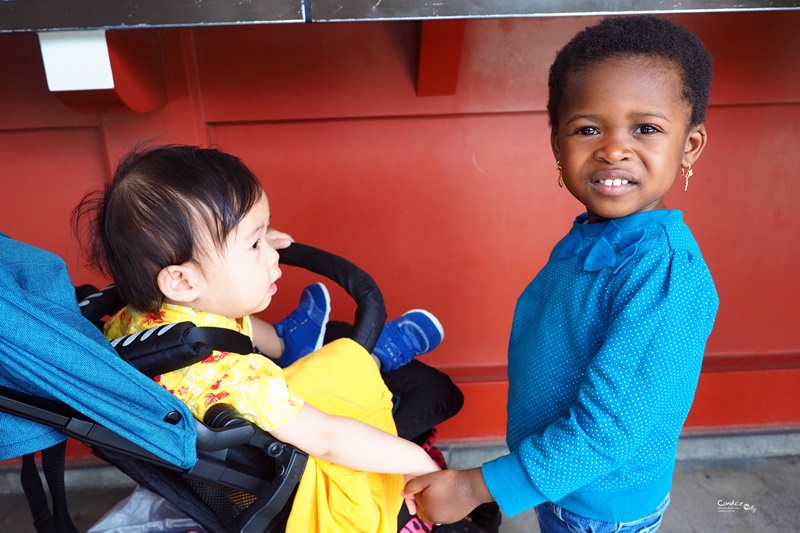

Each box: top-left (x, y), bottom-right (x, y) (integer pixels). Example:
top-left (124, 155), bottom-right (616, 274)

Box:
top-left (535, 495), bottom-right (670, 533)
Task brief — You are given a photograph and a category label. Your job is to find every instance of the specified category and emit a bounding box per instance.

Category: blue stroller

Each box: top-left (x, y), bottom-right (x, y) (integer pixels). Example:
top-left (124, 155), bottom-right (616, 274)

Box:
top-left (0, 233), bottom-right (499, 533)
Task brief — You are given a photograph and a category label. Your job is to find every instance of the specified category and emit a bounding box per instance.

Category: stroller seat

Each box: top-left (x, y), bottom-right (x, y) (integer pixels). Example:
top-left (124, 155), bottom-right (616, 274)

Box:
top-left (0, 237), bottom-right (471, 533)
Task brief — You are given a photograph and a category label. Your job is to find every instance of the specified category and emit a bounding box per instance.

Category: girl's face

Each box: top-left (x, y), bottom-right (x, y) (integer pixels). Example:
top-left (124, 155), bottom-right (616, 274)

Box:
top-left (192, 191), bottom-right (282, 318)
top-left (551, 56), bottom-right (706, 223)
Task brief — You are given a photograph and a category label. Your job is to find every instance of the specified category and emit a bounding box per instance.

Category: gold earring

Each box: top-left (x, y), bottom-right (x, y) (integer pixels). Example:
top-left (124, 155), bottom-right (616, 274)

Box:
top-left (557, 161), bottom-right (564, 188)
top-left (681, 164), bottom-right (693, 192)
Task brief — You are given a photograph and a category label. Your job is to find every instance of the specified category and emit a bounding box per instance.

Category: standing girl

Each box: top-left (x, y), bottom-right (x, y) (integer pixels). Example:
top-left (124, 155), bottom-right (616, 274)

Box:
top-left (405, 15), bottom-right (719, 533)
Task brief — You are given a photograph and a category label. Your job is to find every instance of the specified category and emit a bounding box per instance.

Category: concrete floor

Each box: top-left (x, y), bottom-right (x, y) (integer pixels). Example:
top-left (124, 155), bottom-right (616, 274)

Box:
top-left (1, 430), bottom-right (798, 532)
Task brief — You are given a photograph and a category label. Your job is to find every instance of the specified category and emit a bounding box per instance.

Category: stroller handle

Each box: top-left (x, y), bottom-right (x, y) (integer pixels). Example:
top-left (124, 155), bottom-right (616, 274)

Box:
top-left (278, 242), bottom-right (386, 354)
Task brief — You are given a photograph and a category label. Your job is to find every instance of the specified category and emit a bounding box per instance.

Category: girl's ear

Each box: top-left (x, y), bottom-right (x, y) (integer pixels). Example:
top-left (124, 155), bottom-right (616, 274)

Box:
top-left (551, 129), bottom-right (561, 162)
top-left (683, 123), bottom-right (708, 168)
top-left (157, 264), bottom-right (202, 304)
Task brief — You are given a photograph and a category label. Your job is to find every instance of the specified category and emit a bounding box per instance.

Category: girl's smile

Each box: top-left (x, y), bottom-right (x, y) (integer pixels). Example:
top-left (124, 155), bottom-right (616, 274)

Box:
top-left (590, 169), bottom-right (636, 194)
top-left (551, 55), bottom-right (706, 223)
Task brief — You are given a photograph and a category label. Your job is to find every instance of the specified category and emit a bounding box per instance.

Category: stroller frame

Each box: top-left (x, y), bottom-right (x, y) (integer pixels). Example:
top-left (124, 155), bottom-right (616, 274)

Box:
top-left (0, 242), bottom-right (469, 532)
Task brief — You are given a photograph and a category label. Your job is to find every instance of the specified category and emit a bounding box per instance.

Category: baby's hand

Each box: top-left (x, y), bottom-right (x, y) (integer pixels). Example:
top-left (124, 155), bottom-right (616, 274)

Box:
top-left (267, 228), bottom-right (294, 250)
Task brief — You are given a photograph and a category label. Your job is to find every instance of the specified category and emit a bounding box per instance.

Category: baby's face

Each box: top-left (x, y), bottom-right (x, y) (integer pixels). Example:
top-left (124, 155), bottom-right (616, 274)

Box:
top-left (551, 55), bottom-right (705, 223)
top-left (194, 191), bottom-right (282, 318)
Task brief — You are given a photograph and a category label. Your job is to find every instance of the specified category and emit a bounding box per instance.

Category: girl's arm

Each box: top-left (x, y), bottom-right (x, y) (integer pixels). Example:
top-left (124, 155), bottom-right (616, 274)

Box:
top-left (271, 402), bottom-right (440, 476)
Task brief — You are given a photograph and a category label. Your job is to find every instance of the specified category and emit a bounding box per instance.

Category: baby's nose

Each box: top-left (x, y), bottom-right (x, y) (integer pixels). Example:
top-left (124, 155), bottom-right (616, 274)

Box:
top-left (266, 244), bottom-right (280, 264)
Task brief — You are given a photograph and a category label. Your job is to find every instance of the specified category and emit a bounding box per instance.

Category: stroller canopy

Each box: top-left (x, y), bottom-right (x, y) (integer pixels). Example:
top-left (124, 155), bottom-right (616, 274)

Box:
top-left (0, 232), bottom-right (196, 469)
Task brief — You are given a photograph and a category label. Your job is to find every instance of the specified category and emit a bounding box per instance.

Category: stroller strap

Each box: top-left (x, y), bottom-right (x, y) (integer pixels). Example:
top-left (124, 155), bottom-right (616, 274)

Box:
top-left (110, 322), bottom-right (255, 377)
top-left (76, 284), bottom-right (257, 377)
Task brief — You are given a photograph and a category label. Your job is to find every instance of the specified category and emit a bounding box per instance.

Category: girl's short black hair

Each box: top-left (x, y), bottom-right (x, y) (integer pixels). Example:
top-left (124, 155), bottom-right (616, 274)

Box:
top-left (73, 145), bottom-right (264, 312)
top-left (547, 15), bottom-right (713, 128)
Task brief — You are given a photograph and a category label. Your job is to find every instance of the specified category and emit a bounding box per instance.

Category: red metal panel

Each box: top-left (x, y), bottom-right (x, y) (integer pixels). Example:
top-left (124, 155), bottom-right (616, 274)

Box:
top-left (0, 128), bottom-right (108, 289)
top-left (97, 29), bottom-right (213, 173)
top-left (664, 103), bottom-right (800, 356)
top-left (437, 381), bottom-right (509, 442)
top-left (0, 32), bottom-right (96, 130)
top-left (0, 11), bottom-right (798, 458)
top-left (416, 20), bottom-right (467, 96)
top-left (686, 369), bottom-right (800, 431)
top-left (54, 29), bottom-right (168, 114)
top-left (682, 11), bottom-right (800, 106)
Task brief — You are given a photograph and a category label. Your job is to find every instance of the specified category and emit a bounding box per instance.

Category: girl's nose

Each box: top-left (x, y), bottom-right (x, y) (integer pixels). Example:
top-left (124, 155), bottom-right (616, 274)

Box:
top-left (594, 133), bottom-right (632, 164)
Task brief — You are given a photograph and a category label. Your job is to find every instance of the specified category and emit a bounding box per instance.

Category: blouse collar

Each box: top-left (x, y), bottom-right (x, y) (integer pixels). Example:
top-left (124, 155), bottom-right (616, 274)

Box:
top-left (557, 210), bottom-right (682, 273)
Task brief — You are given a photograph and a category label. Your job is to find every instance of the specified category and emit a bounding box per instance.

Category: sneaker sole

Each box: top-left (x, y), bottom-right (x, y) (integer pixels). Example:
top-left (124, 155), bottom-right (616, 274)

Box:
top-left (313, 282), bottom-right (332, 351)
top-left (402, 308), bottom-right (444, 342)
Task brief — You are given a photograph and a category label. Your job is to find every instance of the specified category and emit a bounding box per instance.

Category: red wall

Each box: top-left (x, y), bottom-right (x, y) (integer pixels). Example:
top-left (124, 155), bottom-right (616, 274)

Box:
top-left (1, 12), bottom-right (799, 462)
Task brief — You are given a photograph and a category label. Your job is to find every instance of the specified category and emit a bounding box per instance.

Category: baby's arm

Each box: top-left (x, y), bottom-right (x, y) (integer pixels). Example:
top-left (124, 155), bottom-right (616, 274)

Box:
top-left (271, 402), bottom-right (440, 476)
top-left (251, 315), bottom-right (282, 359)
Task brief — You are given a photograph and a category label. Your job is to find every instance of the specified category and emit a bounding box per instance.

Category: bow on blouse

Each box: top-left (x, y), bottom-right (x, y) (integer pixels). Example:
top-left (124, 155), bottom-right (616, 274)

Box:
top-left (557, 220), bottom-right (645, 273)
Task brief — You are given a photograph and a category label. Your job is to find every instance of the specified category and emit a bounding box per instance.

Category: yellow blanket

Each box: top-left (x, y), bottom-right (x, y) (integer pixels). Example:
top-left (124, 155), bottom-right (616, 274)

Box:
top-left (284, 339), bottom-right (403, 532)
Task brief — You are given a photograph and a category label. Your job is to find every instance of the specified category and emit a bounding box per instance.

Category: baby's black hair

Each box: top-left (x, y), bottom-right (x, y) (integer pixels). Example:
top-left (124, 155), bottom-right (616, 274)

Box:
top-left (73, 145), bottom-right (264, 312)
top-left (547, 15), bottom-right (713, 128)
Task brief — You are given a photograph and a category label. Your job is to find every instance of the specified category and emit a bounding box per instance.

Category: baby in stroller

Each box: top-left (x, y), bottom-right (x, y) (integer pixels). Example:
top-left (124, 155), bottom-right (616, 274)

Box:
top-left (72, 144), bottom-right (441, 532)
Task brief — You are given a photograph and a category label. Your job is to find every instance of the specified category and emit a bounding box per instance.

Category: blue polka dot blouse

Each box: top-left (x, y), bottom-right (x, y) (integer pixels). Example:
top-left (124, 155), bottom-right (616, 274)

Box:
top-left (482, 210), bottom-right (719, 522)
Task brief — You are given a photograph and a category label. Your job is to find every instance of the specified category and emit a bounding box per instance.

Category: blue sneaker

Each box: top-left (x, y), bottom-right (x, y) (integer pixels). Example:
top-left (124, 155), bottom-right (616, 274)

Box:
top-left (373, 309), bottom-right (444, 373)
top-left (274, 282), bottom-right (331, 367)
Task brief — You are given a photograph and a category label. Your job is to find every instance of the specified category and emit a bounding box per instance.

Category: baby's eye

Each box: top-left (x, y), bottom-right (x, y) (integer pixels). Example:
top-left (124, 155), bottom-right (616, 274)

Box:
top-left (635, 124), bottom-right (659, 134)
top-left (252, 239), bottom-right (260, 250)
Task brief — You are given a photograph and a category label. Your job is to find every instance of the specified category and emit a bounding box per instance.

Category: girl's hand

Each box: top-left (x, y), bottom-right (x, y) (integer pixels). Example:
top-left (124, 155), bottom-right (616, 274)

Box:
top-left (267, 228), bottom-right (294, 250)
top-left (403, 468), bottom-right (493, 525)
top-left (402, 474), bottom-right (419, 515)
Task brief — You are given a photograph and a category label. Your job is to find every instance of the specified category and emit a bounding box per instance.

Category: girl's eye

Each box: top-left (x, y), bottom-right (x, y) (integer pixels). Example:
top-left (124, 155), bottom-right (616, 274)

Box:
top-left (575, 126), bottom-right (599, 135)
top-left (251, 240), bottom-right (260, 250)
top-left (636, 124), bottom-right (659, 134)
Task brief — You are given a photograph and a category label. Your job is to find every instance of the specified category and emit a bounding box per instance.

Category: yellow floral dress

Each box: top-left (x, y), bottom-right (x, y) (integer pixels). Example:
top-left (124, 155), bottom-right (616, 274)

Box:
top-left (104, 303), bottom-right (403, 533)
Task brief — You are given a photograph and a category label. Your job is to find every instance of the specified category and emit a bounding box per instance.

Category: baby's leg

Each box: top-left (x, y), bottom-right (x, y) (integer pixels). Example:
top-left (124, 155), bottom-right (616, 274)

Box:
top-left (324, 310), bottom-right (446, 373)
top-left (273, 283), bottom-right (331, 367)
top-left (371, 310), bottom-right (445, 372)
